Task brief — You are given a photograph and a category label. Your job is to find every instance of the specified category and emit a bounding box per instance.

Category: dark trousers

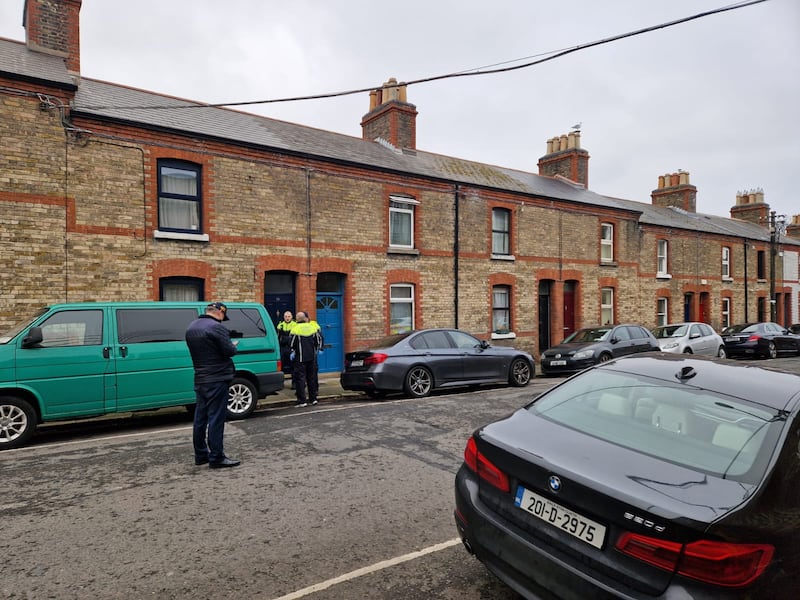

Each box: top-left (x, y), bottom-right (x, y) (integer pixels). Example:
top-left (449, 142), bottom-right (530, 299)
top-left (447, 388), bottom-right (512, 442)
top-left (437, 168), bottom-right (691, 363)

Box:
top-left (193, 380), bottom-right (230, 463)
top-left (293, 359), bottom-right (318, 404)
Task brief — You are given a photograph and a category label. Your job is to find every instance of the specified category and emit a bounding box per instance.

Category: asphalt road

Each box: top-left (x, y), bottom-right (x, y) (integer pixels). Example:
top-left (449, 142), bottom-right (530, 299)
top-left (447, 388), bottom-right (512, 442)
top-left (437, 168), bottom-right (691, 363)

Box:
top-left (2, 356), bottom-right (798, 599)
top-left (1, 378), bottom-right (560, 599)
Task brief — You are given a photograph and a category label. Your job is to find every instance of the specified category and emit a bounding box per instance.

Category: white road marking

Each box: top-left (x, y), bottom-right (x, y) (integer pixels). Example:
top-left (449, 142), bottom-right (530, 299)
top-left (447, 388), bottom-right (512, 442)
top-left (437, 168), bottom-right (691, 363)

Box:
top-left (269, 538), bottom-right (462, 600)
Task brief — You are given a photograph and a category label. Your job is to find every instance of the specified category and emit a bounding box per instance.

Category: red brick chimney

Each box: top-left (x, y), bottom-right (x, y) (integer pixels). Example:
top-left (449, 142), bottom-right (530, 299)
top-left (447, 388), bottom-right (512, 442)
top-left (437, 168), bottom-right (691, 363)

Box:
top-left (730, 190), bottom-right (769, 226)
top-left (24, 0), bottom-right (82, 75)
top-left (651, 171), bottom-right (697, 212)
top-left (537, 132), bottom-right (589, 187)
top-left (361, 78), bottom-right (417, 150)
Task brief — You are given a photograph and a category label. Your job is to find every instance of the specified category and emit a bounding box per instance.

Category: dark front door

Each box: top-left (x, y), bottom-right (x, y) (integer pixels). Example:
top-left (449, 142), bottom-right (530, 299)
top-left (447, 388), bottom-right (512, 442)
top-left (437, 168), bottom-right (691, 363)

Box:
top-left (538, 280), bottom-right (552, 352)
top-left (563, 281), bottom-right (576, 339)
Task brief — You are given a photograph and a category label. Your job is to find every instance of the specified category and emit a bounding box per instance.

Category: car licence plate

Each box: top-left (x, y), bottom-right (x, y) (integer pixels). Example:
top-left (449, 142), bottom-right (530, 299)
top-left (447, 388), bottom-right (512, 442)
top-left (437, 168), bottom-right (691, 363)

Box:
top-left (514, 486), bottom-right (606, 549)
top-left (549, 360), bottom-right (567, 366)
top-left (350, 359), bottom-right (364, 367)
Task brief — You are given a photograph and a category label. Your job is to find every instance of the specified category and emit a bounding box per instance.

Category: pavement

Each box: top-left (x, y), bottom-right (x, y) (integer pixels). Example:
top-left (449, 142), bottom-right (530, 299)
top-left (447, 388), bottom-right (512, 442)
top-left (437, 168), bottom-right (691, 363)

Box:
top-left (259, 372), bottom-right (359, 409)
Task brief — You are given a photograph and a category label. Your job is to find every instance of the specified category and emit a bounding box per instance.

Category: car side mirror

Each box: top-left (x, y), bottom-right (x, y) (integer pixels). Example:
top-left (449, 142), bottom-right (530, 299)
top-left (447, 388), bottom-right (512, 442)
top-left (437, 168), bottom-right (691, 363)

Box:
top-left (610, 337), bottom-right (619, 344)
top-left (22, 326), bottom-right (43, 348)
top-left (479, 340), bottom-right (491, 349)
top-left (689, 332), bottom-right (700, 339)
top-left (229, 330), bottom-right (244, 339)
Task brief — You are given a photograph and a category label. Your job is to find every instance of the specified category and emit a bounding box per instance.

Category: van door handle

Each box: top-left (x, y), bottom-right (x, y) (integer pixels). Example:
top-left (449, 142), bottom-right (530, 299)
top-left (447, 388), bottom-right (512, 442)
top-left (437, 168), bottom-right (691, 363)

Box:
top-left (120, 346), bottom-right (128, 358)
top-left (103, 347), bottom-right (111, 359)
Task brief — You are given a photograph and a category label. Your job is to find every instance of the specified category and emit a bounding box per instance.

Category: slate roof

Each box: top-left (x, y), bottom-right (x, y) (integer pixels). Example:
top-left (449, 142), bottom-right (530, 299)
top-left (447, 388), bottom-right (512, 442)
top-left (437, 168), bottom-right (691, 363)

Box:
top-left (1, 36), bottom-right (796, 247)
top-left (0, 36), bottom-right (75, 87)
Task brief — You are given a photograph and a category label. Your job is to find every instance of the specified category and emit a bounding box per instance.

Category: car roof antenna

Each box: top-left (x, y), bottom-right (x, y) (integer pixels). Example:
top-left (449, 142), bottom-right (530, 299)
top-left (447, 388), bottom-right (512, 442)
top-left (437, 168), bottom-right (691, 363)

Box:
top-left (676, 366), bottom-right (697, 381)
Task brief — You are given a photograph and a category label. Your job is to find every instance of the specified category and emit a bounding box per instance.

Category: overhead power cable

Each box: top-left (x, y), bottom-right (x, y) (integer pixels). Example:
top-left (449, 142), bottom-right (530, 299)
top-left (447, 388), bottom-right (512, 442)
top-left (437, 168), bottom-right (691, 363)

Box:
top-left (74, 0), bottom-right (769, 112)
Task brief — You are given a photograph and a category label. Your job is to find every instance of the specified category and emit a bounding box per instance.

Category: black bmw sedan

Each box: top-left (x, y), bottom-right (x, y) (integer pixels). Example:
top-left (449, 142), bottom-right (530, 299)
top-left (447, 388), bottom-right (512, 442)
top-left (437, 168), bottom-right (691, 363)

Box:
top-left (340, 328), bottom-right (534, 398)
top-left (454, 353), bottom-right (800, 599)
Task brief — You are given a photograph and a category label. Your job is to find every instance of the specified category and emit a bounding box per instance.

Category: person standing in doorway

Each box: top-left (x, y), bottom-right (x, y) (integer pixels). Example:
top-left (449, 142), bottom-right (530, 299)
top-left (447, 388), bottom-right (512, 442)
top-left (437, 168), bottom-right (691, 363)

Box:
top-left (289, 311), bottom-right (322, 407)
top-left (185, 302), bottom-right (241, 469)
top-left (276, 310), bottom-right (296, 389)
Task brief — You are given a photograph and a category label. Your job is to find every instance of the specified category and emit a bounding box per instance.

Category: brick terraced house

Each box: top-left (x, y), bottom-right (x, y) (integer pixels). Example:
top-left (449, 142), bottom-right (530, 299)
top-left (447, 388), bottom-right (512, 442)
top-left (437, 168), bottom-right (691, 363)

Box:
top-left (1, 0), bottom-right (798, 372)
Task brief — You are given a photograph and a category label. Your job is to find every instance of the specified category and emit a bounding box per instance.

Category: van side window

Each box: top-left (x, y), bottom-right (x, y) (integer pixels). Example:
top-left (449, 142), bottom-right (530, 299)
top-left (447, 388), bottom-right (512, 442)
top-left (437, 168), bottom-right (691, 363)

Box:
top-left (225, 308), bottom-right (268, 339)
top-left (39, 310), bottom-right (103, 347)
top-left (116, 309), bottom-right (198, 343)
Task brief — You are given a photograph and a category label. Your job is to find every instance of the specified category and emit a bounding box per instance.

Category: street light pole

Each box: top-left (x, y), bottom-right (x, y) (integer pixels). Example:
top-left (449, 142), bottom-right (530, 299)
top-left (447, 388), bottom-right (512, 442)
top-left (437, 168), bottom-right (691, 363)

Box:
top-left (768, 210), bottom-right (787, 323)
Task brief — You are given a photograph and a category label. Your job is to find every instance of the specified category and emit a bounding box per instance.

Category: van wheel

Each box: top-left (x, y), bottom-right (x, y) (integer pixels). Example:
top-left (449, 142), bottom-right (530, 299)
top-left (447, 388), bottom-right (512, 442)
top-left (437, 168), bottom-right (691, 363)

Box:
top-left (0, 396), bottom-right (37, 450)
top-left (227, 378), bottom-right (257, 420)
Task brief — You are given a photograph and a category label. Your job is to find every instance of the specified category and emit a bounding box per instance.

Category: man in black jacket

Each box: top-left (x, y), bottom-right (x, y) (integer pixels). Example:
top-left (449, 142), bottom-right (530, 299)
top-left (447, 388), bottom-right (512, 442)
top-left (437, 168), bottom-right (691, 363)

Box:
top-left (185, 302), bottom-right (240, 468)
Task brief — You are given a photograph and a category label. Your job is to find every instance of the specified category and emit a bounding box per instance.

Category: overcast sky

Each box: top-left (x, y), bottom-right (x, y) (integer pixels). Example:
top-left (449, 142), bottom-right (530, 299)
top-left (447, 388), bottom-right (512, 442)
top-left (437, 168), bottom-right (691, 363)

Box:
top-left (1, 0), bottom-right (797, 222)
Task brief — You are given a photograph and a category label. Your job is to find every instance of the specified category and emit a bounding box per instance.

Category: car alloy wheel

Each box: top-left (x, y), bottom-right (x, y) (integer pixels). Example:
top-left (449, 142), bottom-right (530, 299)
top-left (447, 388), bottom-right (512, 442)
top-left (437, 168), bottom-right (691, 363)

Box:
top-left (766, 342), bottom-right (777, 360)
top-left (405, 366), bottom-right (433, 398)
top-left (509, 358), bottom-right (532, 387)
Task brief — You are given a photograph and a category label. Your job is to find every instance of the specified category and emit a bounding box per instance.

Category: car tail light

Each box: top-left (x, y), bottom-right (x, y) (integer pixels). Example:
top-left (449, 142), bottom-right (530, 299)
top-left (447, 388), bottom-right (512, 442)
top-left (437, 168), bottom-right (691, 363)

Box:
top-left (364, 353), bottom-right (389, 365)
top-left (463, 438), bottom-right (510, 492)
top-left (747, 334), bottom-right (761, 342)
top-left (616, 533), bottom-right (774, 587)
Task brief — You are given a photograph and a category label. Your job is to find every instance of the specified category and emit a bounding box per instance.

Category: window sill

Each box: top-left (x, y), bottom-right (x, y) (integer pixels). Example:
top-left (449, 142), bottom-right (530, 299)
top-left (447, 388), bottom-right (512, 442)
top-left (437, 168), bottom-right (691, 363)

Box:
top-left (491, 254), bottom-right (516, 261)
top-left (599, 261), bottom-right (618, 267)
top-left (491, 332), bottom-right (516, 340)
top-left (154, 230), bottom-right (209, 242)
top-left (656, 273), bottom-right (672, 280)
top-left (722, 277), bottom-right (734, 283)
top-left (387, 247), bottom-right (420, 256)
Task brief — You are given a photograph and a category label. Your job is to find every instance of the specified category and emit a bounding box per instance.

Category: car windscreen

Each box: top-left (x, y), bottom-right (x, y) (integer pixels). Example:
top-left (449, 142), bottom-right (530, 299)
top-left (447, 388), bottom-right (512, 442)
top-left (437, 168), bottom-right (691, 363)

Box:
top-left (564, 328), bottom-right (610, 343)
top-left (527, 369), bottom-right (781, 484)
top-left (653, 325), bottom-right (687, 338)
top-left (369, 332), bottom-right (414, 349)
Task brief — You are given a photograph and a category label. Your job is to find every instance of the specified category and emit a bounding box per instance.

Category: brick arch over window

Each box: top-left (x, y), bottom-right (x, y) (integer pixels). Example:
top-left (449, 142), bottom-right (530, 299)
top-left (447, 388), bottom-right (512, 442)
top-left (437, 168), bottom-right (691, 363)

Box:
top-left (149, 259), bottom-right (213, 300)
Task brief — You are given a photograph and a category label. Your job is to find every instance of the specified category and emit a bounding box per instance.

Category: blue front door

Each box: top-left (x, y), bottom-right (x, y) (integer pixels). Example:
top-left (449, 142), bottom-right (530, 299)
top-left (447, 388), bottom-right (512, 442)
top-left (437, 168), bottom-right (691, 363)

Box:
top-left (315, 294), bottom-right (342, 373)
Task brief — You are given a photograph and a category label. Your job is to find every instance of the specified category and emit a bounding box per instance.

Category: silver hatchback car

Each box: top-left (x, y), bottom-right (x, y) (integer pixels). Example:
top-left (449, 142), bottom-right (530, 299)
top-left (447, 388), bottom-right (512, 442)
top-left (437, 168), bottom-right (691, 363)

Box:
top-left (652, 322), bottom-right (726, 357)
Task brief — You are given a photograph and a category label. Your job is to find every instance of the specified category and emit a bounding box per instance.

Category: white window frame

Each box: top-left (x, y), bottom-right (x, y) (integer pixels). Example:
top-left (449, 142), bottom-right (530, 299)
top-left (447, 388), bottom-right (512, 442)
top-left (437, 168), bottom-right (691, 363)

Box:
top-left (600, 223), bottom-right (614, 263)
top-left (657, 240), bottom-right (670, 278)
top-left (601, 287), bottom-right (614, 325)
top-left (656, 297), bottom-right (668, 326)
top-left (492, 285), bottom-right (511, 334)
top-left (722, 246), bottom-right (732, 280)
top-left (721, 297), bottom-right (731, 329)
top-left (389, 284), bottom-right (414, 334)
top-left (389, 196), bottom-right (417, 249)
top-left (491, 208), bottom-right (511, 257)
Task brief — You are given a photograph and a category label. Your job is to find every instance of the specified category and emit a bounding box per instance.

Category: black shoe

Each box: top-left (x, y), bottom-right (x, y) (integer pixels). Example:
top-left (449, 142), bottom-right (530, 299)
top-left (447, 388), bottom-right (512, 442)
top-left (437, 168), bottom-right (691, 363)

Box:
top-left (195, 457), bottom-right (209, 466)
top-left (209, 457), bottom-right (241, 469)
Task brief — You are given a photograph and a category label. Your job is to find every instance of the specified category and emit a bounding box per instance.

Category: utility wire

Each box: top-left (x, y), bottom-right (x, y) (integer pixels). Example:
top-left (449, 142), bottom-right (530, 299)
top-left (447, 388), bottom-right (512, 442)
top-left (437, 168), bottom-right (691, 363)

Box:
top-left (75, 0), bottom-right (769, 112)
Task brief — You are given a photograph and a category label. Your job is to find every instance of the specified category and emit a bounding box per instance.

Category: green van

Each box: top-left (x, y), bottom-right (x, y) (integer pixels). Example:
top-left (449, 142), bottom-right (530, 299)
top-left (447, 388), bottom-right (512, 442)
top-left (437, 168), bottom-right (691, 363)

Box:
top-left (0, 302), bottom-right (284, 450)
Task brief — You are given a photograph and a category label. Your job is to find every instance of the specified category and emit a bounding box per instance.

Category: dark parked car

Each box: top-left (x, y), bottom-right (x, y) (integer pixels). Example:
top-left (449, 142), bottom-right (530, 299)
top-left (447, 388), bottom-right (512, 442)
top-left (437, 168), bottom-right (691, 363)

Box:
top-left (721, 322), bottom-right (800, 359)
top-left (540, 324), bottom-right (659, 375)
top-left (790, 323), bottom-right (800, 335)
top-left (455, 353), bottom-right (800, 599)
top-left (339, 328), bottom-right (533, 398)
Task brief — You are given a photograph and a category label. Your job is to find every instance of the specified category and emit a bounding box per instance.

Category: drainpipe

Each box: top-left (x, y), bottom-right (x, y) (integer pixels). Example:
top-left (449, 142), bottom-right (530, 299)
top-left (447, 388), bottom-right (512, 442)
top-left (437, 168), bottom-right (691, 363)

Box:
top-left (743, 239), bottom-right (749, 322)
top-left (454, 185), bottom-right (460, 329)
top-left (305, 168), bottom-right (312, 276)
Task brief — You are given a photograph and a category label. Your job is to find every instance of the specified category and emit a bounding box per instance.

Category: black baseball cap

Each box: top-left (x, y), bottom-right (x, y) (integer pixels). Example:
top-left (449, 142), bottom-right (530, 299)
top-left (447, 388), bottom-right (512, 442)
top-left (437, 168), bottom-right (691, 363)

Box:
top-left (207, 301), bottom-right (230, 321)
